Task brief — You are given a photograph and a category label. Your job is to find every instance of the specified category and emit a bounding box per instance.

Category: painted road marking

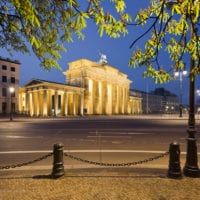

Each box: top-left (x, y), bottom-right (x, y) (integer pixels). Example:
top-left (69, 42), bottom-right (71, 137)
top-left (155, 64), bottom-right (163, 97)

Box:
top-left (2, 135), bottom-right (43, 139)
top-left (88, 132), bottom-right (154, 135)
top-left (88, 135), bottom-right (132, 139)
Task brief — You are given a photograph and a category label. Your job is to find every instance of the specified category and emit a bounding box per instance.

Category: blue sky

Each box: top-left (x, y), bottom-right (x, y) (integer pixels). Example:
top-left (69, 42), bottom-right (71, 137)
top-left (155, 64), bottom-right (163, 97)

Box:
top-left (1, 0), bottom-right (198, 104)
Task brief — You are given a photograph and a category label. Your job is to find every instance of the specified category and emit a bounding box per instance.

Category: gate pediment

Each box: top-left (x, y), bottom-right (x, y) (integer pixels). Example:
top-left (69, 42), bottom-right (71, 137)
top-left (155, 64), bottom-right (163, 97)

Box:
top-left (24, 79), bottom-right (44, 87)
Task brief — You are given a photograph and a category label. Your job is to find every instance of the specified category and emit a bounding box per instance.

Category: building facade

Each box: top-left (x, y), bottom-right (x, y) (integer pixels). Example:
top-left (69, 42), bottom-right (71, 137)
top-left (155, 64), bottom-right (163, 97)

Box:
top-left (0, 57), bottom-right (20, 114)
top-left (19, 59), bottom-right (142, 116)
top-left (134, 87), bottom-right (179, 114)
top-left (19, 79), bottom-right (83, 116)
top-left (153, 88), bottom-right (179, 114)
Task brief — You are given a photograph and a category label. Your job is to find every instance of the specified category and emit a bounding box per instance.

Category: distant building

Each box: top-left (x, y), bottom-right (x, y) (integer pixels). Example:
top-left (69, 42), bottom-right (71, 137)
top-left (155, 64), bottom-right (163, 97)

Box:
top-left (153, 88), bottom-right (179, 114)
top-left (131, 88), bottom-right (179, 114)
top-left (19, 59), bottom-right (142, 116)
top-left (0, 57), bottom-right (20, 114)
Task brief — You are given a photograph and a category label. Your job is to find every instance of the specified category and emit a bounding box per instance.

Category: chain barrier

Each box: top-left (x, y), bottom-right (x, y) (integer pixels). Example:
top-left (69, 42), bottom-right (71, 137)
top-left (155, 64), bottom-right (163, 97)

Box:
top-left (0, 150), bottom-right (169, 170)
top-left (0, 152), bottom-right (53, 170)
top-left (64, 151), bottom-right (169, 167)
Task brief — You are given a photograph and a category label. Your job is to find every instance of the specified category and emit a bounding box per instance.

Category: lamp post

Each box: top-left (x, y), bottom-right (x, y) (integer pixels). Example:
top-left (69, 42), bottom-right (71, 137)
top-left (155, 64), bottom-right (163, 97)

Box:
top-left (183, 16), bottom-right (199, 178)
top-left (167, 0), bottom-right (199, 177)
top-left (9, 87), bottom-right (14, 121)
top-left (174, 70), bottom-right (187, 117)
top-left (183, 40), bottom-right (199, 177)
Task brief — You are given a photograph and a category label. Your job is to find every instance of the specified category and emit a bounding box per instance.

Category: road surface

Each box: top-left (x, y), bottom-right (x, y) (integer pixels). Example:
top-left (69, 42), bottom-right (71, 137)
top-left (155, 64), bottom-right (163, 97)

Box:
top-left (0, 117), bottom-right (199, 169)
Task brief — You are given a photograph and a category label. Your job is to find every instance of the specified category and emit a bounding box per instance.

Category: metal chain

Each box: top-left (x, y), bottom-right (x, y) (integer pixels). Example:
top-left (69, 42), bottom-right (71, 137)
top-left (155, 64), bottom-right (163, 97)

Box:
top-left (0, 152), bottom-right (53, 170)
top-left (0, 150), bottom-right (169, 169)
top-left (64, 151), bottom-right (169, 167)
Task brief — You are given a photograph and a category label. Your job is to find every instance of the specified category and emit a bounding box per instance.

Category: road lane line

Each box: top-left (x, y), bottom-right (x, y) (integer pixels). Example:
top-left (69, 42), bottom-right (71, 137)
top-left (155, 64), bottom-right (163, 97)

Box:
top-left (87, 136), bottom-right (132, 138)
top-left (88, 132), bottom-right (154, 135)
top-left (3, 135), bottom-right (43, 139)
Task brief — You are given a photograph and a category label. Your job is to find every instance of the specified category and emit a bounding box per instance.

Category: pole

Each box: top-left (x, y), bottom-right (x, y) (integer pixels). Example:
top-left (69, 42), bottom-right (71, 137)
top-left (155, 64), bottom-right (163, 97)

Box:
top-left (179, 72), bottom-right (183, 117)
top-left (146, 81), bottom-right (149, 114)
top-left (10, 94), bottom-right (13, 121)
top-left (183, 22), bottom-right (199, 177)
top-left (9, 87), bottom-right (14, 121)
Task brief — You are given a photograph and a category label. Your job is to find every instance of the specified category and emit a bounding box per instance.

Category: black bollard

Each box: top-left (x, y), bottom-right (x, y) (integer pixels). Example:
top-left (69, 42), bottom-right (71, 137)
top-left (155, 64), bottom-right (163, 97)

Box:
top-left (51, 143), bottom-right (65, 178)
top-left (168, 142), bottom-right (182, 179)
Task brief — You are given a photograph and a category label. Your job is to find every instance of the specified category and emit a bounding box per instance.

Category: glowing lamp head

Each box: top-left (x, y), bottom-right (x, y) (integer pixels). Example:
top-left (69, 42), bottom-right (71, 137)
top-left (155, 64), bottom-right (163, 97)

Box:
top-left (174, 71), bottom-right (179, 77)
top-left (182, 70), bottom-right (187, 76)
top-left (9, 87), bottom-right (14, 93)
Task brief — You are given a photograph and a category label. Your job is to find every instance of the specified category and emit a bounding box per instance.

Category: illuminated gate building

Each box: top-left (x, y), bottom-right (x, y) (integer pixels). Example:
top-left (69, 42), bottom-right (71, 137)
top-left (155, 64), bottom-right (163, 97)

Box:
top-left (19, 59), bottom-right (142, 116)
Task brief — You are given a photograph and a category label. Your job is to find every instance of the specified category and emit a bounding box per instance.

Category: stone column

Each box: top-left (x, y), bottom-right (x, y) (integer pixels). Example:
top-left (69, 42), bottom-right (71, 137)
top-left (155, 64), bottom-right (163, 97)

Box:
top-left (35, 91), bottom-right (40, 116)
top-left (54, 91), bottom-right (58, 116)
top-left (124, 87), bottom-right (127, 114)
top-left (32, 91), bottom-right (36, 116)
top-left (64, 92), bottom-right (68, 116)
top-left (32, 92), bottom-right (35, 116)
top-left (105, 84), bottom-right (112, 114)
top-left (48, 90), bottom-right (52, 116)
top-left (43, 90), bottom-right (47, 116)
top-left (80, 89), bottom-right (84, 116)
top-left (109, 84), bottom-right (112, 114)
top-left (111, 84), bottom-right (115, 114)
top-left (119, 88), bottom-right (122, 114)
top-left (38, 90), bottom-right (43, 116)
top-left (60, 91), bottom-right (65, 116)
top-left (116, 86), bottom-right (119, 114)
top-left (102, 81), bottom-right (107, 114)
top-left (97, 81), bottom-right (102, 114)
top-left (121, 87), bottom-right (125, 114)
top-left (29, 92), bottom-right (34, 116)
top-left (93, 80), bottom-right (97, 114)
top-left (73, 94), bottom-right (76, 115)
top-left (25, 92), bottom-right (29, 115)
top-left (88, 79), bottom-right (93, 114)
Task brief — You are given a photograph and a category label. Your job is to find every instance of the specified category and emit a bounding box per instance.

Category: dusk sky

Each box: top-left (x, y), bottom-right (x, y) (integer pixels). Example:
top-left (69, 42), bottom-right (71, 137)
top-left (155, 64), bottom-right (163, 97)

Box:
top-left (1, 0), bottom-right (199, 104)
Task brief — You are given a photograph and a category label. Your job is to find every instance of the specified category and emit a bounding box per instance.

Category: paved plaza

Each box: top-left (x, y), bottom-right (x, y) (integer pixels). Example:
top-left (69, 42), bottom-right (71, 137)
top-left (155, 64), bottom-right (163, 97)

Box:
top-left (0, 167), bottom-right (200, 200)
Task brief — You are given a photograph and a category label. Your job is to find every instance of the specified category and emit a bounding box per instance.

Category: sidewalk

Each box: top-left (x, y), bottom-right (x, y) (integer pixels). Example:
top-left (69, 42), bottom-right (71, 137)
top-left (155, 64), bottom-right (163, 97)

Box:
top-left (0, 166), bottom-right (200, 200)
top-left (0, 114), bottom-right (191, 122)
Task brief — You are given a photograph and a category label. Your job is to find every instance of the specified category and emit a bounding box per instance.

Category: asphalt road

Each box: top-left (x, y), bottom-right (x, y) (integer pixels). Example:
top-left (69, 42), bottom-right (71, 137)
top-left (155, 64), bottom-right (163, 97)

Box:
top-left (0, 116), bottom-right (200, 168)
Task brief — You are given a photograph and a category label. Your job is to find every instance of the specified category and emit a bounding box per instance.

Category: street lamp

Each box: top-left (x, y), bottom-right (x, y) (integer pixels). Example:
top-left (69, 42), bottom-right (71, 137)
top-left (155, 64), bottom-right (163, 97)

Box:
top-left (184, 38), bottom-right (199, 177)
top-left (174, 70), bottom-right (187, 117)
top-left (167, 0), bottom-right (199, 177)
top-left (9, 87), bottom-right (14, 121)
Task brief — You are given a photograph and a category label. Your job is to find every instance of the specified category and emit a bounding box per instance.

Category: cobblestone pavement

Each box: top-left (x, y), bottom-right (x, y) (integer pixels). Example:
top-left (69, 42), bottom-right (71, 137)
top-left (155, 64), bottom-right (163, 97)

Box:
top-left (0, 167), bottom-right (200, 200)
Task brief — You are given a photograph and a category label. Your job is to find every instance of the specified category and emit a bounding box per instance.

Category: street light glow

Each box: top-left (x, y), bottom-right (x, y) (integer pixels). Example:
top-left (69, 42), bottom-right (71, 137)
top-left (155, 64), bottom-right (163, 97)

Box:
top-left (9, 87), bottom-right (14, 93)
top-left (9, 87), bottom-right (15, 121)
top-left (174, 71), bottom-right (179, 77)
top-left (182, 70), bottom-right (187, 76)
